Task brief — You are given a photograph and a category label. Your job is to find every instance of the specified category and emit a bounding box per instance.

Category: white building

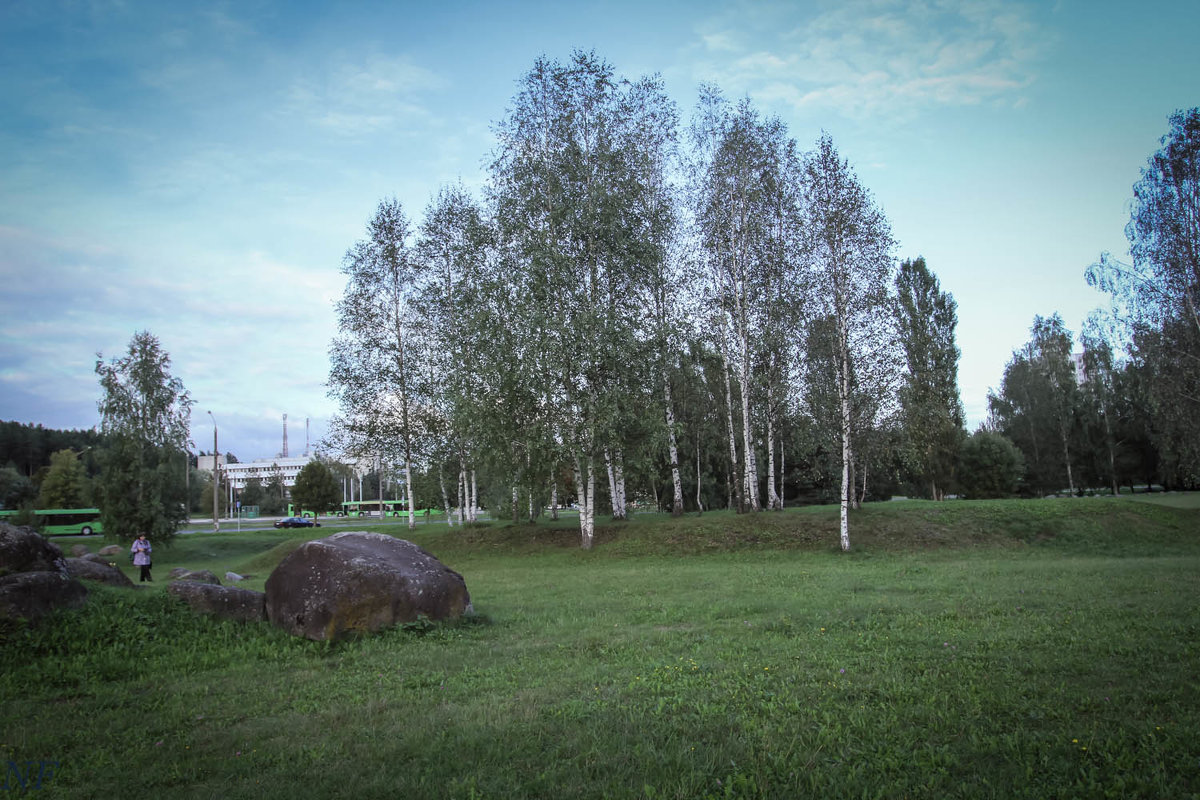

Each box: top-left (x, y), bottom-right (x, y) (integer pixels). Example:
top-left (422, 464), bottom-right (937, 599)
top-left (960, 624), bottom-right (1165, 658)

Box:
top-left (219, 456), bottom-right (314, 489)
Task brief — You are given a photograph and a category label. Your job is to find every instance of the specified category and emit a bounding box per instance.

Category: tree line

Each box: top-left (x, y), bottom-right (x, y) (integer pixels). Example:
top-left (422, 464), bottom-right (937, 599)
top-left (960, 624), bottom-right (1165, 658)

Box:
top-left (327, 55), bottom-right (1198, 550)
top-left (326, 52), bottom-right (965, 550)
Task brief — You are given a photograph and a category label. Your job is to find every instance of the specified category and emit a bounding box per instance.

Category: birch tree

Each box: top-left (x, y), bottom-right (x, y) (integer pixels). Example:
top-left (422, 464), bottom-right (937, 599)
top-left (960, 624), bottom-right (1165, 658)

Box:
top-left (327, 198), bottom-right (421, 529)
top-left (416, 183), bottom-right (492, 523)
top-left (95, 330), bottom-right (193, 542)
top-left (801, 134), bottom-right (897, 551)
top-left (489, 52), bottom-right (676, 546)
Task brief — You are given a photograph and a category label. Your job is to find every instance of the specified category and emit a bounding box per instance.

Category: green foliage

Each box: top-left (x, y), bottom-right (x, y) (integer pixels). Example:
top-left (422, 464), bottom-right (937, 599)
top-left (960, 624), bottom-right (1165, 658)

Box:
top-left (95, 331), bottom-right (192, 542)
top-left (958, 430), bottom-right (1025, 499)
top-left (1086, 108), bottom-right (1200, 486)
top-left (36, 449), bottom-right (90, 509)
top-left (894, 257), bottom-right (965, 499)
top-left (0, 464), bottom-right (36, 510)
top-left (290, 460), bottom-right (341, 516)
top-left (989, 314), bottom-right (1082, 495)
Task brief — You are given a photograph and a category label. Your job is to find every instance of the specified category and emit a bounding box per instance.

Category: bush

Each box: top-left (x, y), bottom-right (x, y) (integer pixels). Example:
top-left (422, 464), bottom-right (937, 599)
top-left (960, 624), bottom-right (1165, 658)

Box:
top-left (958, 431), bottom-right (1025, 499)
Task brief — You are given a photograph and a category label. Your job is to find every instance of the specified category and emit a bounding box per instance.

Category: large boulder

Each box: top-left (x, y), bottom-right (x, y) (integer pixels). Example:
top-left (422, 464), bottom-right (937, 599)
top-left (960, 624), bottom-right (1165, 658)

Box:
top-left (0, 522), bottom-right (68, 576)
top-left (98, 545), bottom-right (123, 557)
top-left (265, 531), bottom-right (471, 641)
top-left (65, 557), bottom-right (135, 588)
top-left (0, 571), bottom-right (88, 620)
top-left (168, 582), bottom-right (266, 623)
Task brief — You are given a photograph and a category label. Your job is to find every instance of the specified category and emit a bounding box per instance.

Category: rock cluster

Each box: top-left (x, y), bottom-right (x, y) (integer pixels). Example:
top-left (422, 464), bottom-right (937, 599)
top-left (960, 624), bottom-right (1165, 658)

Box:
top-left (0, 522), bottom-right (88, 622)
top-left (0, 525), bottom-right (472, 641)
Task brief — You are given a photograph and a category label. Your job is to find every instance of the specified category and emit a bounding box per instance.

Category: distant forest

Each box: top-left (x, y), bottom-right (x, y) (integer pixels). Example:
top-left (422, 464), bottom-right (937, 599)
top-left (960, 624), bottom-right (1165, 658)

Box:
top-left (0, 420), bottom-right (105, 478)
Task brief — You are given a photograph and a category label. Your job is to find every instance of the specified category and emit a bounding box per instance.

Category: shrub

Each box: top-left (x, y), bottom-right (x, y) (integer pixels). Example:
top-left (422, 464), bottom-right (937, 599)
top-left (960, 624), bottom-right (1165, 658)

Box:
top-left (958, 431), bottom-right (1025, 498)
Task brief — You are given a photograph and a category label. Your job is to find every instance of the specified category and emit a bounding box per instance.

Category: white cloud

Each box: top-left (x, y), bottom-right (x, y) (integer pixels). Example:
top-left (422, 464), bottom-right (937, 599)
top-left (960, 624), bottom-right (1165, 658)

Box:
top-left (690, 0), bottom-right (1047, 120)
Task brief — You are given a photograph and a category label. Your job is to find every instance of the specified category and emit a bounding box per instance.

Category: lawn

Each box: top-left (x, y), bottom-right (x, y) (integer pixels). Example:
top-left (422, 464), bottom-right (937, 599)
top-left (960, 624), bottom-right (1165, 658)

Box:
top-left (2, 498), bottom-right (1198, 798)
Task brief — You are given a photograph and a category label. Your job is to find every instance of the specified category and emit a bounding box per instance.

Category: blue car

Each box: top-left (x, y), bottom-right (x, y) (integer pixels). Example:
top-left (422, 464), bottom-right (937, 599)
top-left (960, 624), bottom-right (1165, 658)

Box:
top-left (274, 517), bottom-right (320, 529)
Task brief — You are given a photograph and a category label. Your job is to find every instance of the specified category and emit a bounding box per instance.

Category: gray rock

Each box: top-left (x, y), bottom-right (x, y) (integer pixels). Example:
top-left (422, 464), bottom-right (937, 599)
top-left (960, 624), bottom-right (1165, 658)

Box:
top-left (98, 545), bottom-right (122, 556)
top-left (65, 557), bottom-right (135, 588)
top-left (174, 569), bottom-right (222, 586)
top-left (224, 571), bottom-right (245, 583)
top-left (167, 582), bottom-right (266, 623)
top-left (81, 553), bottom-right (111, 565)
top-left (0, 571), bottom-right (88, 621)
top-left (265, 531), bottom-right (471, 641)
top-left (0, 522), bottom-right (68, 577)
top-left (168, 567), bottom-right (192, 579)
top-left (70, 544), bottom-right (90, 557)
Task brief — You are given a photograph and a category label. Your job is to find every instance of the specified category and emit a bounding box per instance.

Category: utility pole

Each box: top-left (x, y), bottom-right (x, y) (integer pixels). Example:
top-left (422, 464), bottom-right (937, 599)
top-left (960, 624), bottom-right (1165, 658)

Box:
top-left (208, 411), bottom-right (219, 532)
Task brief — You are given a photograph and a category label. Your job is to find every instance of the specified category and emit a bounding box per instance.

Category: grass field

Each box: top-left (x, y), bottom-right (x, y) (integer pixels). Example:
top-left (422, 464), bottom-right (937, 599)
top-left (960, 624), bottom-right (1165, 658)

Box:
top-left (2, 497), bottom-right (1198, 798)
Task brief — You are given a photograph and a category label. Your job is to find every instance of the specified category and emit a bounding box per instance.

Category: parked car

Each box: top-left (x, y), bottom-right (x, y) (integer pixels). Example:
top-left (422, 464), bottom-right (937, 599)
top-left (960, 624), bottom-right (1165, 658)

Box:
top-left (274, 516), bottom-right (320, 529)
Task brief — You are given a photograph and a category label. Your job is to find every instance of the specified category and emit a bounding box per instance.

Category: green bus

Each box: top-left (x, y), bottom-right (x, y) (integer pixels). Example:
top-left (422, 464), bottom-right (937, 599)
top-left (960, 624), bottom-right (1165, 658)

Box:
top-left (0, 508), bottom-right (104, 536)
top-left (337, 500), bottom-right (407, 518)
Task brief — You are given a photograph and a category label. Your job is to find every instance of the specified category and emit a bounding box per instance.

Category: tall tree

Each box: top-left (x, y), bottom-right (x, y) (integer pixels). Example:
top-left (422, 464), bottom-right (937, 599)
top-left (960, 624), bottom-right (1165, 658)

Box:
top-left (95, 331), bottom-right (192, 542)
top-left (894, 257), bottom-right (965, 499)
top-left (800, 134), bottom-right (897, 551)
top-left (988, 314), bottom-right (1081, 495)
top-left (488, 51), bottom-right (675, 546)
top-left (416, 183), bottom-right (492, 524)
top-left (290, 460), bottom-right (342, 517)
top-left (36, 449), bottom-right (90, 509)
top-left (1087, 108), bottom-right (1200, 483)
top-left (328, 198), bottom-right (422, 529)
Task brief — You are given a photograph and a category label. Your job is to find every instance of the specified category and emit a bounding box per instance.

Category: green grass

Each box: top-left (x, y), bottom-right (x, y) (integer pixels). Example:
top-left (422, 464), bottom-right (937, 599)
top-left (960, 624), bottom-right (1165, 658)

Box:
top-left (3, 498), bottom-right (1199, 798)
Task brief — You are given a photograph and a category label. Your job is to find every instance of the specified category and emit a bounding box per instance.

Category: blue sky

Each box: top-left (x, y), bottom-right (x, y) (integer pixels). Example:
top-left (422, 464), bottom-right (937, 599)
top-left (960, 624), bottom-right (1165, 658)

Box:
top-left (1, 0), bottom-right (1197, 460)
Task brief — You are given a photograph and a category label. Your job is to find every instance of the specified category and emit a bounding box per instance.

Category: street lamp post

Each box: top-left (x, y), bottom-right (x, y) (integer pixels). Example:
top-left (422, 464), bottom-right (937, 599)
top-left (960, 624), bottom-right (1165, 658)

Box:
top-left (208, 411), bottom-right (219, 532)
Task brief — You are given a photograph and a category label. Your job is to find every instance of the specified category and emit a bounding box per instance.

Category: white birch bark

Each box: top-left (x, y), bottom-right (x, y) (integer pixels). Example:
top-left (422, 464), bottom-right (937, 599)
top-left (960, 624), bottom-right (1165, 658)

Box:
top-left (605, 449), bottom-right (619, 518)
top-left (766, 388), bottom-right (780, 510)
top-left (719, 328), bottom-right (744, 512)
top-left (838, 313), bottom-right (852, 551)
top-left (470, 469), bottom-right (477, 523)
top-left (574, 456), bottom-right (595, 549)
top-left (663, 371), bottom-right (685, 516)
top-left (457, 465), bottom-right (466, 525)
top-left (551, 474), bottom-right (559, 520)
top-left (779, 437), bottom-right (785, 509)
top-left (438, 465), bottom-right (454, 526)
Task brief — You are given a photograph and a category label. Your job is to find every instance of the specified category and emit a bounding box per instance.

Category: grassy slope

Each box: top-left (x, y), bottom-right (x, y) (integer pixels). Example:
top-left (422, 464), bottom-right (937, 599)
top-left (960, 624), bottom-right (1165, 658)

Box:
top-left (3, 498), bottom-right (1198, 799)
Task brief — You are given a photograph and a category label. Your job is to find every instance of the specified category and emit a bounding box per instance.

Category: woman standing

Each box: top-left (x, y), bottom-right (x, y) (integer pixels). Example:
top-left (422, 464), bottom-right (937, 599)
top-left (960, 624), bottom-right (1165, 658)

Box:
top-left (131, 534), bottom-right (153, 582)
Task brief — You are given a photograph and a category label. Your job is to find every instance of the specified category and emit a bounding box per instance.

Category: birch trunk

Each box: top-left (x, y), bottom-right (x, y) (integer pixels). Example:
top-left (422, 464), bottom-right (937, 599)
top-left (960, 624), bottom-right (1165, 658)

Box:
top-left (403, 454), bottom-right (415, 530)
top-left (695, 427), bottom-right (705, 514)
top-left (663, 371), bottom-right (684, 516)
top-left (838, 313), bottom-right (852, 552)
top-left (574, 456), bottom-right (595, 549)
top-left (720, 332), bottom-right (745, 512)
top-left (470, 469), bottom-right (477, 522)
top-left (438, 465), bottom-right (454, 526)
top-left (739, 338), bottom-right (760, 512)
top-left (457, 465), bottom-right (466, 525)
top-left (511, 485), bottom-right (519, 523)
top-left (766, 390), bottom-right (780, 510)
top-left (779, 437), bottom-right (785, 509)
top-left (605, 450), bottom-right (620, 519)
top-left (551, 474), bottom-right (559, 520)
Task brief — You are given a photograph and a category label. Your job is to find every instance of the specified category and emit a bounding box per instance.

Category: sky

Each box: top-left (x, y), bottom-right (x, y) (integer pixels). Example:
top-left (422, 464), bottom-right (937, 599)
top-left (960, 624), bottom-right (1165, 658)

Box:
top-left (1, 0), bottom-right (1197, 461)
